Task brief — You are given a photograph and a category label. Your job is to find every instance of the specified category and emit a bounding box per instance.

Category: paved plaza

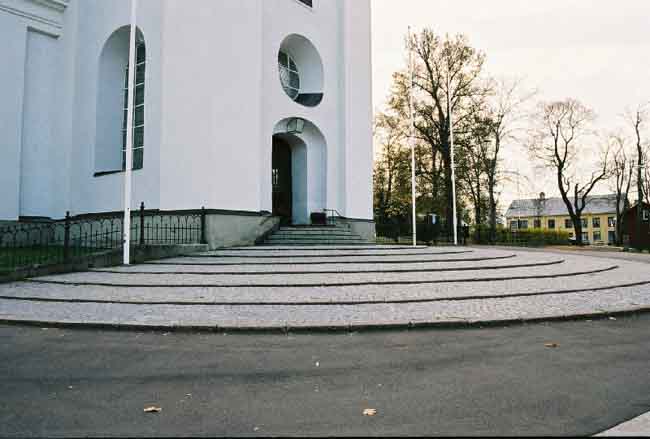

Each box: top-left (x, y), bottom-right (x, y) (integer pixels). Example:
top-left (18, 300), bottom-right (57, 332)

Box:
top-left (2, 315), bottom-right (650, 437)
top-left (1, 246), bottom-right (649, 330)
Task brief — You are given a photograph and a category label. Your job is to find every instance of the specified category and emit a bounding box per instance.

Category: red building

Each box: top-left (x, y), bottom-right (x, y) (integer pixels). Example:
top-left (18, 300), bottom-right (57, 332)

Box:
top-left (623, 203), bottom-right (650, 248)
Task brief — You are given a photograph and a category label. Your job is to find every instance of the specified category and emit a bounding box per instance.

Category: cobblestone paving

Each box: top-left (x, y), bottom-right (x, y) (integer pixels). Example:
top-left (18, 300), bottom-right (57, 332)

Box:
top-left (0, 246), bottom-right (649, 329)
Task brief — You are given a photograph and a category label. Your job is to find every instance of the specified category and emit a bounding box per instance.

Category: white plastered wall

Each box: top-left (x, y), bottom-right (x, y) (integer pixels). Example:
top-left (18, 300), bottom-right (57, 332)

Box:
top-left (158, 0), bottom-right (264, 212)
top-left (0, 1), bottom-right (69, 219)
top-left (0, 0), bottom-right (373, 223)
top-left (66, 0), bottom-right (162, 216)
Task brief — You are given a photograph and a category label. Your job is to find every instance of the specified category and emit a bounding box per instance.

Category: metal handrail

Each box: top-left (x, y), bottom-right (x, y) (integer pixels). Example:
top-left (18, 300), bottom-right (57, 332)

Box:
top-left (323, 209), bottom-right (347, 227)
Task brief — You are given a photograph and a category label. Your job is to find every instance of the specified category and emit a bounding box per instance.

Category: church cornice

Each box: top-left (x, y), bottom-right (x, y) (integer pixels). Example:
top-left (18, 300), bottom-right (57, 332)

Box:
top-left (0, 0), bottom-right (68, 32)
top-left (27, 0), bottom-right (68, 12)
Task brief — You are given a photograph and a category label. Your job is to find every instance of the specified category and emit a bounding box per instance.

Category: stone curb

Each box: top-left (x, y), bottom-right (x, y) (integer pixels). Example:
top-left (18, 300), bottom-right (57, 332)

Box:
top-left (92, 259), bottom-right (563, 276)
top-left (25, 265), bottom-right (619, 288)
top-left (6, 276), bottom-right (649, 307)
top-left (595, 411), bottom-right (650, 436)
top-left (191, 250), bottom-right (473, 259)
top-left (1, 307), bottom-right (649, 334)
top-left (152, 254), bottom-right (503, 266)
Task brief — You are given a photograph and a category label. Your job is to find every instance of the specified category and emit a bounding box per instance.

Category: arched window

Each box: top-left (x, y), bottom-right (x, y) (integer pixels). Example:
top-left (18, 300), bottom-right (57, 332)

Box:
top-left (278, 50), bottom-right (300, 101)
top-left (95, 27), bottom-right (146, 175)
top-left (122, 42), bottom-right (146, 170)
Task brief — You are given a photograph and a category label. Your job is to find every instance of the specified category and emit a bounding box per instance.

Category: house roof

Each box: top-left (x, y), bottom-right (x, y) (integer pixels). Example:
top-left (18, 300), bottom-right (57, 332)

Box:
top-left (505, 194), bottom-right (621, 218)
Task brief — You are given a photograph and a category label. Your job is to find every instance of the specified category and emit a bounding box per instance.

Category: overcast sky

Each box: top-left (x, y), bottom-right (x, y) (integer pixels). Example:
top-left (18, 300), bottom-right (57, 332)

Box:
top-left (371, 0), bottom-right (650, 209)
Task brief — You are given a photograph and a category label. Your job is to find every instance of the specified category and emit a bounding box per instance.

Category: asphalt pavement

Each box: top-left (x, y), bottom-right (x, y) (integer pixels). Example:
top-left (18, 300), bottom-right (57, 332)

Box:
top-left (1, 315), bottom-right (650, 437)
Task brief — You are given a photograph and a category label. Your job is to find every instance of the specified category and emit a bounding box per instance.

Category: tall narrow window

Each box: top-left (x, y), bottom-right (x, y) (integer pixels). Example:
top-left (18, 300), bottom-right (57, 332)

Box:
top-left (593, 217), bottom-right (601, 228)
top-left (122, 42), bottom-right (146, 170)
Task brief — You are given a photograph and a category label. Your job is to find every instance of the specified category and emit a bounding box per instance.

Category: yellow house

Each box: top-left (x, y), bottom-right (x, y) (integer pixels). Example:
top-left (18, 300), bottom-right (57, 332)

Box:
top-left (505, 194), bottom-right (620, 245)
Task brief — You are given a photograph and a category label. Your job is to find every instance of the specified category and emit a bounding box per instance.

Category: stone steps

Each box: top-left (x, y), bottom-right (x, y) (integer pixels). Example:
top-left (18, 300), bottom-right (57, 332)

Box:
top-left (1, 282), bottom-right (649, 330)
top-left (2, 246), bottom-right (649, 331)
top-left (29, 258), bottom-right (614, 287)
top-left (263, 225), bottom-right (370, 246)
top-left (2, 260), bottom-right (647, 305)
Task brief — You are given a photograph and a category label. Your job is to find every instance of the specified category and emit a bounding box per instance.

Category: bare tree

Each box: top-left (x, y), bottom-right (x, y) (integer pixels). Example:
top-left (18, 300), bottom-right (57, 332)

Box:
top-left (626, 103), bottom-right (648, 205)
top-left (373, 111), bottom-right (409, 221)
top-left (608, 133), bottom-right (634, 245)
top-left (458, 114), bottom-right (490, 226)
top-left (528, 99), bottom-right (610, 245)
top-left (403, 28), bottom-right (488, 229)
top-left (624, 103), bottom-right (649, 248)
top-left (645, 148), bottom-right (650, 204)
top-left (481, 77), bottom-right (536, 240)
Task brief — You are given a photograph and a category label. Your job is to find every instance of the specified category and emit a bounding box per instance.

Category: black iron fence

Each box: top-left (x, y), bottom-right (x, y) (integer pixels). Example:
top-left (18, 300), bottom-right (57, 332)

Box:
top-left (0, 203), bottom-right (206, 272)
top-left (376, 221), bottom-right (468, 246)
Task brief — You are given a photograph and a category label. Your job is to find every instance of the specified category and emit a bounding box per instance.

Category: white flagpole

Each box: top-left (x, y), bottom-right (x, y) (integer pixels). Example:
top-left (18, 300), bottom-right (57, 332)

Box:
top-left (123, 0), bottom-right (137, 265)
top-left (447, 39), bottom-right (459, 246)
top-left (408, 26), bottom-right (417, 247)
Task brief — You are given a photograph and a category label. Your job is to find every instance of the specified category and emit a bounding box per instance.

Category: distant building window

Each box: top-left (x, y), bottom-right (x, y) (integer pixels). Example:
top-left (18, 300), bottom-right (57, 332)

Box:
top-left (593, 231), bottom-right (602, 242)
top-left (122, 42), bottom-right (146, 170)
top-left (608, 231), bottom-right (616, 244)
top-left (582, 232), bottom-right (589, 242)
top-left (581, 218), bottom-right (588, 228)
top-left (548, 219), bottom-right (556, 229)
top-left (278, 50), bottom-right (300, 101)
top-left (519, 220), bottom-right (529, 230)
top-left (608, 217), bottom-right (616, 228)
top-left (593, 217), bottom-right (601, 228)
top-left (510, 221), bottom-right (517, 230)
top-left (643, 210), bottom-right (649, 222)
top-left (534, 219), bottom-right (541, 229)
top-left (565, 219), bottom-right (573, 229)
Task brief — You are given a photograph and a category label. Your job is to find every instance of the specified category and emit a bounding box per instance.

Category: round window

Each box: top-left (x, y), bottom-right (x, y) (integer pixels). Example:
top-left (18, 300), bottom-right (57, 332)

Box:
top-left (278, 51), bottom-right (300, 101)
top-left (277, 35), bottom-right (324, 107)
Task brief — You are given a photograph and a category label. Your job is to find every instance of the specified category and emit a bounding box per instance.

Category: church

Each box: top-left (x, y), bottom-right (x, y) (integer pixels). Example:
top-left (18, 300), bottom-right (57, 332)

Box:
top-left (0, 0), bottom-right (374, 245)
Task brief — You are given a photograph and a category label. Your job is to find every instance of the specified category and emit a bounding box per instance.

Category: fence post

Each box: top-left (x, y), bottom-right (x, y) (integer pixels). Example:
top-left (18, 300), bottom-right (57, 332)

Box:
top-left (201, 207), bottom-right (207, 245)
top-left (63, 211), bottom-right (71, 264)
top-left (139, 202), bottom-right (145, 246)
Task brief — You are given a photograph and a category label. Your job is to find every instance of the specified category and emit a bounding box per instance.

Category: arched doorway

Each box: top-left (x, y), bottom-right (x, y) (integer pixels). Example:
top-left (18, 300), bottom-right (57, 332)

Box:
top-left (272, 137), bottom-right (293, 225)
top-left (271, 118), bottom-right (326, 225)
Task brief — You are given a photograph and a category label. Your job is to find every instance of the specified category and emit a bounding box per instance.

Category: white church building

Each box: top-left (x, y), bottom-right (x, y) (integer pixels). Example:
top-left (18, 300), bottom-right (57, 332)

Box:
top-left (0, 0), bottom-right (374, 245)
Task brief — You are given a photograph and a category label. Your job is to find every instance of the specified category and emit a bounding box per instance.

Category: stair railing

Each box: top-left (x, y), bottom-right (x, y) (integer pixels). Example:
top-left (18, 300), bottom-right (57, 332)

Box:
top-left (323, 209), bottom-right (350, 229)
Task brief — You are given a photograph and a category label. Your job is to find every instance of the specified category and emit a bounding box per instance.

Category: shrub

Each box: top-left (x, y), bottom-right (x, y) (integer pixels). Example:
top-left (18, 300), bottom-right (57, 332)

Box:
top-left (472, 226), bottom-right (570, 247)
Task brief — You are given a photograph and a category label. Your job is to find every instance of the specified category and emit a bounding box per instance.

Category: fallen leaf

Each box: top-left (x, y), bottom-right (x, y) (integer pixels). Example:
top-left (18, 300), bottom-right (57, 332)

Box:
top-left (363, 408), bottom-right (377, 417)
top-left (544, 343), bottom-right (559, 348)
top-left (144, 406), bottom-right (162, 413)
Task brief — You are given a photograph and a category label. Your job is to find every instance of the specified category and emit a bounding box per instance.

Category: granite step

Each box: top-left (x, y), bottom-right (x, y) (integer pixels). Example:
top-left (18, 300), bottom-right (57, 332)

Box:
top-left (1, 282), bottom-right (649, 330)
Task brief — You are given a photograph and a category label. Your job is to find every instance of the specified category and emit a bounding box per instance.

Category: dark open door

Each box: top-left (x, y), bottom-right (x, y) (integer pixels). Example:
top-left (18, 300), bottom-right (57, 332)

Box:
top-left (272, 138), bottom-right (292, 225)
